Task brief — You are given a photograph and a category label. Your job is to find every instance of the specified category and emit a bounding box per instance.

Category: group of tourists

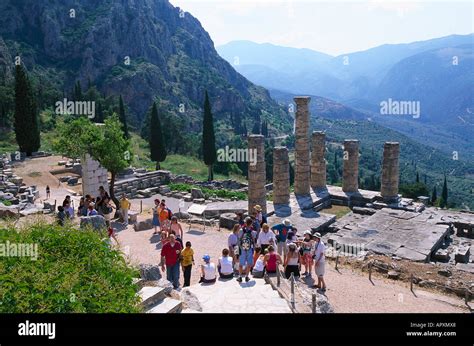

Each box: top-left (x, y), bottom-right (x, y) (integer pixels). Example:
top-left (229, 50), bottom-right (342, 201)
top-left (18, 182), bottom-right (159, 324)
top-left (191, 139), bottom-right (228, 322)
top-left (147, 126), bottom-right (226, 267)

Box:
top-left (56, 186), bottom-right (132, 226)
top-left (227, 207), bottom-right (327, 291)
top-left (159, 203), bottom-right (327, 292)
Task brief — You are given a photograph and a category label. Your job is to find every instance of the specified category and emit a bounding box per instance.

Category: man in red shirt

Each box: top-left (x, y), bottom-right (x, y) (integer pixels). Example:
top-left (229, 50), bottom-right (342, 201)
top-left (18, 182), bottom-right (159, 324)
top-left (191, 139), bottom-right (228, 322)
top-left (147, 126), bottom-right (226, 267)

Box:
top-left (160, 234), bottom-right (182, 289)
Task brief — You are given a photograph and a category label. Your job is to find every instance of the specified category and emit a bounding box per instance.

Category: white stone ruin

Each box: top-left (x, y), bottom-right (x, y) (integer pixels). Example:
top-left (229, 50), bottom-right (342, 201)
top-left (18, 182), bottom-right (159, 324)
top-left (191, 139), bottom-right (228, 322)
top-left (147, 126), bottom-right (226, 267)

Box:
top-left (82, 154), bottom-right (108, 197)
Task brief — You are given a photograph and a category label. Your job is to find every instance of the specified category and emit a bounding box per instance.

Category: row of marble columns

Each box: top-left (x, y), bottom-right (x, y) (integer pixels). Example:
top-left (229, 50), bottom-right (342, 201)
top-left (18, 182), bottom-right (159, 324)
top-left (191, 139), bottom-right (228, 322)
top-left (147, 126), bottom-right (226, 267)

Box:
top-left (247, 97), bottom-right (401, 212)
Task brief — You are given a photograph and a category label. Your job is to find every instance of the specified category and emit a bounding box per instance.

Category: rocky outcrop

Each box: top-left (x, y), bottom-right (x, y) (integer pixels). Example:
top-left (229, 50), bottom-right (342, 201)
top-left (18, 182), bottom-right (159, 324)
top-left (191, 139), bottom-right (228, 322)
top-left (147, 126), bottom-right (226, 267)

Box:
top-left (0, 0), bottom-right (291, 129)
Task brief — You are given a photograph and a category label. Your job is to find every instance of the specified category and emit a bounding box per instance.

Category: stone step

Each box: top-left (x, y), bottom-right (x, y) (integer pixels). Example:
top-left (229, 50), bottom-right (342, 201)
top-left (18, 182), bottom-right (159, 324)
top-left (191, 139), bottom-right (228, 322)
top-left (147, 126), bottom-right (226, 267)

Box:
top-left (181, 308), bottom-right (202, 313)
top-left (139, 286), bottom-right (167, 310)
top-left (147, 298), bottom-right (183, 313)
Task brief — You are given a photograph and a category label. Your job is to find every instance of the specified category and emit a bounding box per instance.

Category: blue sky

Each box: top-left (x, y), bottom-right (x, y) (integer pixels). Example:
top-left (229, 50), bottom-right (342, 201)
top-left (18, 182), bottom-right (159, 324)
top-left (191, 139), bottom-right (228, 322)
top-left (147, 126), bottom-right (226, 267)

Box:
top-left (170, 0), bottom-right (473, 55)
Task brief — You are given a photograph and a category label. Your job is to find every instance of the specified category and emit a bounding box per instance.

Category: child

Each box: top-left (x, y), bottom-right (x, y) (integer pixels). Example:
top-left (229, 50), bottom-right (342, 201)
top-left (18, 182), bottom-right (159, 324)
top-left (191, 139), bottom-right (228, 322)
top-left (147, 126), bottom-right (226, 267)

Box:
top-left (107, 226), bottom-right (119, 246)
top-left (57, 206), bottom-right (66, 226)
top-left (181, 241), bottom-right (195, 287)
top-left (199, 254), bottom-right (216, 284)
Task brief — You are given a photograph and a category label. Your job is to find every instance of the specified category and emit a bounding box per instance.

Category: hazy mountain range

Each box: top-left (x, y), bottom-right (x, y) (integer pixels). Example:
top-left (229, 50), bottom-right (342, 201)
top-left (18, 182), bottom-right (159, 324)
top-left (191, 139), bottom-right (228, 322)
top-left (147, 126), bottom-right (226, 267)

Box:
top-left (217, 35), bottom-right (474, 158)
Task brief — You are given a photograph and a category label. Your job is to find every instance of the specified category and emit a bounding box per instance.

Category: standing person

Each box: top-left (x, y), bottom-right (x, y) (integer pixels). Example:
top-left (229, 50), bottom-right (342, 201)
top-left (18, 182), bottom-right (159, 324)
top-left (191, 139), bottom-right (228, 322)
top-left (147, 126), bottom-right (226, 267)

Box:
top-left (181, 241), bottom-right (194, 287)
top-left (228, 224), bottom-right (239, 260)
top-left (236, 217), bottom-right (256, 283)
top-left (199, 254), bottom-right (216, 284)
top-left (271, 219), bottom-right (294, 262)
top-left (251, 214), bottom-right (261, 236)
top-left (263, 245), bottom-right (282, 274)
top-left (57, 206), bottom-right (66, 226)
top-left (63, 202), bottom-right (74, 220)
top-left (120, 194), bottom-right (131, 226)
top-left (298, 230), bottom-right (314, 277)
top-left (45, 185), bottom-right (50, 199)
top-left (158, 200), bottom-right (172, 237)
top-left (217, 248), bottom-right (234, 279)
top-left (235, 212), bottom-right (245, 226)
top-left (102, 197), bottom-right (114, 227)
top-left (77, 197), bottom-right (85, 217)
top-left (284, 243), bottom-right (301, 279)
top-left (160, 234), bottom-right (182, 289)
top-left (254, 205), bottom-right (263, 226)
top-left (170, 216), bottom-right (183, 247)
top-left (311, 232), bottom-right (327, 292)
top-left (257, 223), bottom-right (276, 254)
top-left (152, 199), bottom-right (160, 235)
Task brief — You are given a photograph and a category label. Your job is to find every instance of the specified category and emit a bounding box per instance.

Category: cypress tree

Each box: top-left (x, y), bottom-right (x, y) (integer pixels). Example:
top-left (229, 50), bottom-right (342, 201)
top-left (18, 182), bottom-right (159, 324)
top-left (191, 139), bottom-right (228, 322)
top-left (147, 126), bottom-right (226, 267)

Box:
top-left (252, 120), bottom-right (261, 134)
top-left (431, 186), bottom-right (437, 205)
top-left (14, 64), bottom-right (40, 156)
top-left (440, 175), bottom-right (448, 208)
top-left (118, 95), bottom-right (129, 138)
top-left (74, 81), bottom-right (82, 101)
top-left (202, 91), bottom-right (217, 181)
top-left (149, 102), bottom-right (167, 170)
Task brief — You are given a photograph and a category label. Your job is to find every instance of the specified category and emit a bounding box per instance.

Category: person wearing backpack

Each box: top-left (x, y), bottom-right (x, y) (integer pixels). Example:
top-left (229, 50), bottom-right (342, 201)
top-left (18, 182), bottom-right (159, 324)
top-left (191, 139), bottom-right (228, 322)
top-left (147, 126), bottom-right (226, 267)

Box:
top-left (237, 217), bottom-right (257, 283)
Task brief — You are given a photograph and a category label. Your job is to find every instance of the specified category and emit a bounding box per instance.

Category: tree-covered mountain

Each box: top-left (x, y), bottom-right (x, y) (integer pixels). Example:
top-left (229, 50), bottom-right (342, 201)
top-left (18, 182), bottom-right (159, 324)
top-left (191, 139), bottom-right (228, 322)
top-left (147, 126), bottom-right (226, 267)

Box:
top-left (217, 35), bottom-right (474, 158)
top-left (0, 0), bottom-right (292, 139)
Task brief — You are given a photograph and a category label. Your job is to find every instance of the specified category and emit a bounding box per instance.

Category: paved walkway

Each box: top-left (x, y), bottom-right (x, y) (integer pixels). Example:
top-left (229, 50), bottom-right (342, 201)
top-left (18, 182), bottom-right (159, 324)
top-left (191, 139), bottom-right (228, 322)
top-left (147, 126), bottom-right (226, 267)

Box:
top-left (183, 278), bottom-right (292, 313)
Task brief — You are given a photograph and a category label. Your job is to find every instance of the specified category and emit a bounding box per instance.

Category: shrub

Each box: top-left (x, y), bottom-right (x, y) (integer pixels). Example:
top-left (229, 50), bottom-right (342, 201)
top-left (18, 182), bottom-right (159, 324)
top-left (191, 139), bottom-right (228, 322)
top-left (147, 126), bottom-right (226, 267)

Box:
top-left (0, 222), bottom-right (141, 313)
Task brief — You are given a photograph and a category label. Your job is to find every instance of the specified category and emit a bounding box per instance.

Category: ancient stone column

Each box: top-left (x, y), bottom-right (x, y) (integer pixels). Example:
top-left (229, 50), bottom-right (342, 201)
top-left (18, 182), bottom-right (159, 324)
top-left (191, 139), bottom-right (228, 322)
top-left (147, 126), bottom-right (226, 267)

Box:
top-left (311, 131), bottom-right (326, 189)
top-left (380, 142), bottom-right (400, 202)
top-left (248, 135), bottom-right (267, 214)
top-left (273, 146), bottom-right (290, 205)
top-left (293, 96), bottom-right (311, 195)
top-left (342, 140), bottom-right (359, 193)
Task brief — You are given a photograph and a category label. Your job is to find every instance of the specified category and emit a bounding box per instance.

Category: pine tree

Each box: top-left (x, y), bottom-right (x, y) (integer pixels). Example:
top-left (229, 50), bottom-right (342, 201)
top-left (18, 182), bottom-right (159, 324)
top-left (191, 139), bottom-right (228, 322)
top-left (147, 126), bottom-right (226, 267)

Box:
top-left (440, 175), bottom-right (448, 208)
top-left (202, 91), bottom-right (217, 181)
top-left (416, 171), bottom-right (419, 183)
top-left (149, 102), bottom-right (167, 170)
top-left (14, 64), bottom-right (40, 156)
top-left (431, 186), bottom-right (437, 205)
top-left (118, 95), bottom-right (129, 138)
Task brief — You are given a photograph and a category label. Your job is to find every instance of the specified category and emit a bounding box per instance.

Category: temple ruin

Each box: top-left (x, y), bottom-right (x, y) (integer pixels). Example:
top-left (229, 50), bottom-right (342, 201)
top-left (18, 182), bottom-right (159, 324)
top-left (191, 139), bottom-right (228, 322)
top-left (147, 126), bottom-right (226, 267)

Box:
top-left (247, 96), bottom-right (473, 265)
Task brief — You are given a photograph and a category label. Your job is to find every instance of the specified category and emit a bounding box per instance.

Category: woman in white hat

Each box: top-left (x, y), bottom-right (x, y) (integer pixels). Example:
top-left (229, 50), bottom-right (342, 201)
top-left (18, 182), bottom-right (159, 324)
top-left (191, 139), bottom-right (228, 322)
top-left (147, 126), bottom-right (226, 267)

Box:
top-left (311, 232), bottom-right (327, 292)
